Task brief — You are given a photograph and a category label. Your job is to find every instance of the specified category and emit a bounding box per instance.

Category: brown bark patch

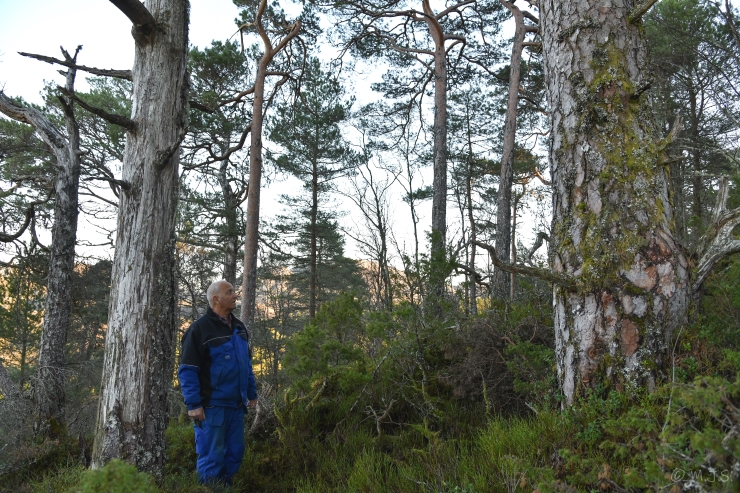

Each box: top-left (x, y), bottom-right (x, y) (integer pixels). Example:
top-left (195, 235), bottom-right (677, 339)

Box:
top-left (626, 264), bottom-right (657, 290)
top-left (602, 291), bottom-right (617, 325)
top-left (621, 319), bottom-right (639, 357)
top-left (646, 238), bottom-right (671, 262)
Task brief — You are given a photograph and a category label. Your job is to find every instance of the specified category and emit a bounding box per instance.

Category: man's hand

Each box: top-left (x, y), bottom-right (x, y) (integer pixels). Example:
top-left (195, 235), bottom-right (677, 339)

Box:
top-left (247, 399), bottom-right (258, 409)
top-left (188, 407), bottom-right (205, 422)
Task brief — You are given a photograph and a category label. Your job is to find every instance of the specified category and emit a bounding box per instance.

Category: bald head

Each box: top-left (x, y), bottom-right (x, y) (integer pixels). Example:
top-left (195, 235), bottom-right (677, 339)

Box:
top-left (206, 280), bottom-right (227, 308)
top-left (206, 280), bottom-right (238, 317)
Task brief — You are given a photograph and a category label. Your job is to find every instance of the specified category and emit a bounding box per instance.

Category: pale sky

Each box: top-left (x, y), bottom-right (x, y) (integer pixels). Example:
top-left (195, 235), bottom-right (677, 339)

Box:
top-left (0, 0), bottom-right (241, 104)
top-left (0, 1), bottom-right (539, 270)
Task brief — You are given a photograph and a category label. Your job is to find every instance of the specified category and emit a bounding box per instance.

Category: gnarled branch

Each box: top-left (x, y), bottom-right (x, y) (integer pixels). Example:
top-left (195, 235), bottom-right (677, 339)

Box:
top-left (0, 205), bottom-right (34, 243)
top-left (18, 52), bottom-right (132, 80)
top-left (628, 0), bottom-right (661, 24)
top-left (56, 86), bottom-right (136, 131)
top-left (474, 240), bottom-right (576, 289)
top-left (0, 92), bottom-right (67, 151)
top-left (693, 176), bottom-right (740, 293)
top-left (108, 0), bottom-right (157, 39)
top-left (526, 232), bottom-right (550, 264)
top-left (454, 262), bottom-right (491, 292)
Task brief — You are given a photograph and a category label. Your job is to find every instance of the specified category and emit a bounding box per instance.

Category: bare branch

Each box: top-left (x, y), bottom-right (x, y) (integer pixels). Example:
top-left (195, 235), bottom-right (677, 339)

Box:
top-left (523, 11), bottom-right (540, 24)
top-left (18, 52), bottom-right (132, 80)
top-left (532, 168), bottom-right (551, 186)
top-left (0, 92), bottom-right (67, 151)
top-left (56, 86), bottom-right (136, 131)
top-left (628, 0), bottom-right (661, 24)
top-left (30, 214), bottom-right (49, 253)
top-left (434, 0), bottom-right (476, 20)
top-left (189, 100), bottom-right (215, 113)
top-left (453, 262), bottom-right (491, 291)
top-left (474, 240), bottom-right (577, 289)
top-left (526, 232), bottom-right (549, 264)
top-left (693, 176), bottom-right (740, 292)
top-left (0, 205), bottom-right (34, 243)
top-left (219, 85), bottom-right (256, 107)
top-left (108, 0), bottom-right (157, 37)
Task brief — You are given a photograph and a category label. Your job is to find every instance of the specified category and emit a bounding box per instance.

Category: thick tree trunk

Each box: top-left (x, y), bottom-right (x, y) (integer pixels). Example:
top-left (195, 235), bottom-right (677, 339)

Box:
top-left (494, 0), bottom-right (527, 300)
top-left (93, 0), bottom-right (188, 476)
top-left (541, 1), bottom-right (689, 405)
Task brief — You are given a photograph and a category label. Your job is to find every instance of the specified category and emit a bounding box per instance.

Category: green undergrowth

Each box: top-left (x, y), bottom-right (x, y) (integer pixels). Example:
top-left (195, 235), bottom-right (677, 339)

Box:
top-left (11, 277), bottom-right (740, 492)
top-left (14, 358), bottom-right (740, 492)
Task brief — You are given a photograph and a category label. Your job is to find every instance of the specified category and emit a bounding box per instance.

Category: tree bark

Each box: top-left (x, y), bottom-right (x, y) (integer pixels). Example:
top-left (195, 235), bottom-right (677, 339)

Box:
top-left (92, 0), bottom-right (188, 477)
top-left (541, 0), bottom-right (689, 405)
top-left (424, 0), bottom-right (450, 300)
top-left (241, 55), bottom-right (268, 330)
top-left (34, 51), bottom-right (83, 437)
top-left (494, 0), bottom-right (528, 300)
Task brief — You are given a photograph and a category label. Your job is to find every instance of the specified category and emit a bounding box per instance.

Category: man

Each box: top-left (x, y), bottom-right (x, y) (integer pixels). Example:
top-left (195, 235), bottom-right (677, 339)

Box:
top-left (178, 280), bottom-right (258, 487)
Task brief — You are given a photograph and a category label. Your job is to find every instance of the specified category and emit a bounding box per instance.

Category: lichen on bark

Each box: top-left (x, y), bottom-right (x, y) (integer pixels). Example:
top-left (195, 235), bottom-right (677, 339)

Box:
top-left (542, 1), bottom-right (689, 405)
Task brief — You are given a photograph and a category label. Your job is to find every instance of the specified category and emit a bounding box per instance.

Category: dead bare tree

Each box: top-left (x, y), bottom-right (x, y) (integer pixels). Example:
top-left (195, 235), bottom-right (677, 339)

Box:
top-left (0, 46), bottom-right (83, 438)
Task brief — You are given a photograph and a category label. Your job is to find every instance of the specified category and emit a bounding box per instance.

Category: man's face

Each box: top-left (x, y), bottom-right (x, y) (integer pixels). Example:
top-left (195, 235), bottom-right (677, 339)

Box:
top-left (215, 282), bottom-right (238, 313)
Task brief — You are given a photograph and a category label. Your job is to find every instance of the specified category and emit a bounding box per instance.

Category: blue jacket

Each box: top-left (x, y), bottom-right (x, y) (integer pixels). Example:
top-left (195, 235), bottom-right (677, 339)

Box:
top-left (178, 308), bottom-right (257, 410)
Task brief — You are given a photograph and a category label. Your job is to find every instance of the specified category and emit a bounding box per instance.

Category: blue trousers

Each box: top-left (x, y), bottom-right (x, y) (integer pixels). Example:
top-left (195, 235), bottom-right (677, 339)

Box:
top-left (194, 406), bottom-right (245, 485)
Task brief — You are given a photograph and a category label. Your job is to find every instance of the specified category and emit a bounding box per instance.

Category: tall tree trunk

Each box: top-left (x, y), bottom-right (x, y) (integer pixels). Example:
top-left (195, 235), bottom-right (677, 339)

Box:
top-left (424, 0), bottom-right (449, 301)
top-left (466, 105), bottom-right (478, 316)
top-left (494, 0), bottom-right (527, 300)
top-left (309, 157), bottom-right (318, 320)
top-left (688, 87), bottom-right (703, 223)
top-left (541, 0), bottom-right (690, 405)
top-left (240, 0), bottom-right (300, 329)
top-left (34, 55), bottom-right (82, 437)
top-left (93, 0), bottom-right (188, 477)
top-left (219, 158), bottom-right (239, 286)
top-left (0, 48), bottom-right (82, 438)
top-left (241, 55), bottom-right (267, 329)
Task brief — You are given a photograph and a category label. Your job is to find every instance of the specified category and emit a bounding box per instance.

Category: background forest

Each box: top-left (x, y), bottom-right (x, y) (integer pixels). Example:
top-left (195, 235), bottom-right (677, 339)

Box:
top-left (1, 0), bottom-right (740, 491)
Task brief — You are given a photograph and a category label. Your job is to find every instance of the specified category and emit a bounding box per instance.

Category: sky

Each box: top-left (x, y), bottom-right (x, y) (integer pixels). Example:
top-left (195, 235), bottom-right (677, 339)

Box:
top-left (0, 0), bottom-right (262, 259)
top-left (0, 1), bottom-right (539, 271)
top-left (0, 0), bottom-right (242, 104)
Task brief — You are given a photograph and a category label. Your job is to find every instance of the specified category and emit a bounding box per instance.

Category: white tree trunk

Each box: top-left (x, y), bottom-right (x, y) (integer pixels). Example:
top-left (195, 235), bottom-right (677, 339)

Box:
top-left (93, 0), bottom-right (188, 477)
top-left (541, 1), bottom-right (689, 405)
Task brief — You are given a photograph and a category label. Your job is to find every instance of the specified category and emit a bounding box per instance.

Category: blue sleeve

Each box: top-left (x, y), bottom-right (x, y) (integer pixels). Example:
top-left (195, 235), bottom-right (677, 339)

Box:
top-left (179, 326), bottom-right (203, 410)
top-left (178, 364), bottom-right (202, 410)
